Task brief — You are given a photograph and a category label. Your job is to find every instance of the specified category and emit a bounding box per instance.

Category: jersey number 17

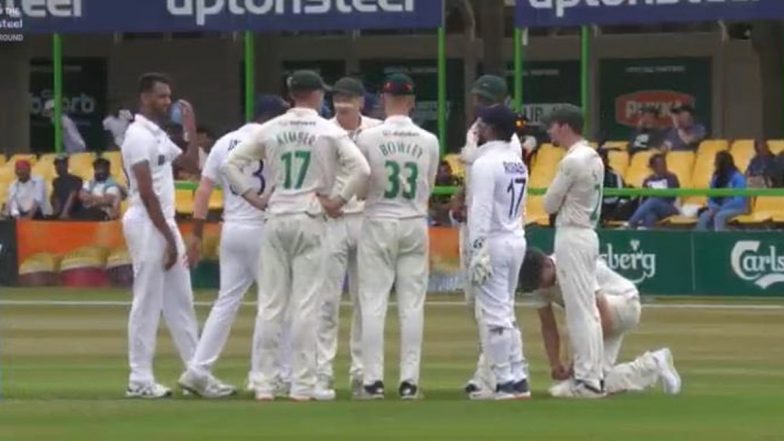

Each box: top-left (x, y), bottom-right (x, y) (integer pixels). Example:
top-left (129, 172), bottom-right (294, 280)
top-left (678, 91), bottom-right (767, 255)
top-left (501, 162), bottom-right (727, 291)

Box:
top-left (506, 177), bottom-right (526, 219)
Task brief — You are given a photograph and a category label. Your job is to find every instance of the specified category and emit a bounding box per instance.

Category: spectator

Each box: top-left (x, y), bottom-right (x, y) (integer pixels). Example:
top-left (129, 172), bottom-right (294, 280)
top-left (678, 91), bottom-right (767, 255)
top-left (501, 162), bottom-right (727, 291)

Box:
top-left (771, 151), bottom-right (784, 188)
top-left (77, 158), bottom-right (123, 221)
top-left (103, 107), bottom-right (134, 150)
top-left (627, 153), bottom-right (681, 229)
top-left (51, 155), bottom-right (83, 219)
top-left (696, 151), bottom-right (748, 231)
top-left (430, 161), bottom-right (461, 226)
top-left (746, 139), bottom-right (777, 188)
top-left (599, 148), bottom-right (627, 222)
top-left (196, 125), bottom-right (216, 170)
top-left (43, 100), bottom-right (87, 153)
top-left (5, 160), bottom-right (50, 219)
top-left (662, 104), bottom-right (706, 151)
top-left (629, 106), bottom-right (664, 154)
top-left (435, 160), bottom-right (460, 187)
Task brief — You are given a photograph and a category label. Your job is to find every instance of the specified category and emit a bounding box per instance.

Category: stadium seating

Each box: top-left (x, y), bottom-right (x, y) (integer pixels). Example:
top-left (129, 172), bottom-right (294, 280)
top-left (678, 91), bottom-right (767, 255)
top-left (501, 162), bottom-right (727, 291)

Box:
top-left (443, 153), bottom-right (464, 179)
top-left (524, 196), bottom-right (550, 226)
top-left (0, 154), bottom-right (5, 167)
top-left (530, 144), bottom-right (564, 187)
top-left (730, 140), bottom-right (754, 173)
top-left (768, 140), bottom-right (784, 155)
top-left (666, 151), bottom-right (695, 188)
top-left (697, 139), bottom-right (729, 157)
top-left (209, 188), bottom-right (224, 210)
top-left (733, 197), bottom-right (784, 224)
top-left (624, 150), bottom-right (655, 188)
top-left (175, 189), bottom-right (195, 215)
top-left (608, 150), bottom-right (630, 176)
top-left (602, 141), bottom-right (629, 151)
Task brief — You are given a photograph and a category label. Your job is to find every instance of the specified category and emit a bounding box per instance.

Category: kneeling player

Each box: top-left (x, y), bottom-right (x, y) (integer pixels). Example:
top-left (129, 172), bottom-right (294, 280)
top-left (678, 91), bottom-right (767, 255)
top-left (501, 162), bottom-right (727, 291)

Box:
top-left (518, 248), bottom-right (681, 396)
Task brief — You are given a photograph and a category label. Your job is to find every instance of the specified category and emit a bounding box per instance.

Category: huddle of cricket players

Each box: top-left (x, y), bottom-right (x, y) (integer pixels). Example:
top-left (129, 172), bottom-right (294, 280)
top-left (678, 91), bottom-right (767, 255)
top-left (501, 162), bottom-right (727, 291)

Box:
top-left (120, 70), bottom-right (681, 401)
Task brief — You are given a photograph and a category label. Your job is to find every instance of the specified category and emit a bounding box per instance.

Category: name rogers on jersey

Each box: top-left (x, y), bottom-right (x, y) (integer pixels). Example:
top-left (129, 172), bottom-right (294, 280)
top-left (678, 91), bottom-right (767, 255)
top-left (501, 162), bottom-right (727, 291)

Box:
top-left (527, 0), bottom-right (758, 18)
top-left (170, 0), bottom-right (416, 26)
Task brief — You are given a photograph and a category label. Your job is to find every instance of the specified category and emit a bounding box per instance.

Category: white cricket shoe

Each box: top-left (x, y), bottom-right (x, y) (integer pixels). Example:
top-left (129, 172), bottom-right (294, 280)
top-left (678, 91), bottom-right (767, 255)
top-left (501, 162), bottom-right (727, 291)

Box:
top-left (465, 382), bottom-right (495, 401)
top-left (178, 371), bottom-right (236, 399)
top-left (549, 379), bottom-right (606, 399)
top-left (653, 348), bottom-right (682, 395)
top-left (126, 382), bottom-right (172, 399)
top-left (314, 384), bottom-right (337, 401)
top-left (255, 389), bottom-right (275, 401)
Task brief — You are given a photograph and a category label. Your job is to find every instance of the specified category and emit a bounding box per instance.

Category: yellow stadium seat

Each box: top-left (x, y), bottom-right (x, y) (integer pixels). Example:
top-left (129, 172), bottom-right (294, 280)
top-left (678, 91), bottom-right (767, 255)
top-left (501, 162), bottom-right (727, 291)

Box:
top-left (175, 189), bottom-right (194, 215)
top-left (68, 152), bottom-right (96, 169)
top-left (608, 150), bottom-right (629, 176)
top-left (524, 196), bottom-right (550, 226)
top-left (0, 165), bottom-right (16, 184)
top-left (624, 150), bottom-right (656, 188)
top-left (443, 153), bottom-right (464, 179)
top-left (732, 197), bottom-right (784, 224)
top-left (209, 189), bottom-right (224, 210)
top-left (697, 139), bottom-right (728, 157)
top-left (0, 181), bottom-right (8, 206)
top-left (32, 162), bottom-right (55, 181)
top-left (38, 153), bottom-right (57, 165)
top-left (9, 153), bottom-right (37, 165)
top-left (666, 151), bottom-right (695, 187)
top-left (0, 154), bottom-right (5, 167)
top-left (687, 148), bottom-right (719, 207)
top-left (530, 144), bottom-right (564, 187)
top-left (602, 141), bottom-right (629, 151)
top-left (730, 140), bottom-right (755, 174)
top-left (72, 163), bottom-right (95, 181)
top-left (768, 140), bottom-right (784, 155)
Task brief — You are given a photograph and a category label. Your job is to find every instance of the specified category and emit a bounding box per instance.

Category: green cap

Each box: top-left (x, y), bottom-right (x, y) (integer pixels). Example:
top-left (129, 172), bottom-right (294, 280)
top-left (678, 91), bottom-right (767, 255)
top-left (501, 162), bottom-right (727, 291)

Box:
top-left (333, 77), bottom-right (366, 97)
top-left (287, 70), bottom-right (330, 92)
top-left (471, 75), bottom-right (508, 103)
top-left (382, 73), bottom-right (415, 96)
top-left (543, 104), bottom-right (585, 133)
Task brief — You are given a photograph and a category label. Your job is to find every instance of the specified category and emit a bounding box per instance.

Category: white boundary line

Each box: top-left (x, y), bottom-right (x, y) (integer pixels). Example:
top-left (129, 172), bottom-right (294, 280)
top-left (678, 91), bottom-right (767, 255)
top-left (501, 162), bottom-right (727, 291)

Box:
top-left (0, 300), bottom-right (782, 310)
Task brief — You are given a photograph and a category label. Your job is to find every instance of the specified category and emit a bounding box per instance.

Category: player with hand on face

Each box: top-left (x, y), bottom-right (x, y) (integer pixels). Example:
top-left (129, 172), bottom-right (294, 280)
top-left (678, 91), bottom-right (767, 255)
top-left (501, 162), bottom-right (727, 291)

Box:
top-left (467, 105), bottom-right (530, 400)
top-left (222, 70), bottom-right (370, 402)
top-left (354, 74), bottom-right (439, 400)
top-left (121, 73), bottom-right (202, 399)
top-left (177, 95), bottom-right (289, 399)
top-left (518, 248), bottom-right (682, 396)
top-left (317, 77), bottom-right (382, 398)
top-left (542, 105), bottom-right (606, 399)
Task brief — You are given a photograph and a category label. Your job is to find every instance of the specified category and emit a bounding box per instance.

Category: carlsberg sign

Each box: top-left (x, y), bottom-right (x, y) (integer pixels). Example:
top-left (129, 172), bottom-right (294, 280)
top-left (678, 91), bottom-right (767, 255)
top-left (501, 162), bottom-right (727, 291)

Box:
top-left (601, 240), bottom-right (657, 284)
top-left (731, 241), bottom-right (784, 290)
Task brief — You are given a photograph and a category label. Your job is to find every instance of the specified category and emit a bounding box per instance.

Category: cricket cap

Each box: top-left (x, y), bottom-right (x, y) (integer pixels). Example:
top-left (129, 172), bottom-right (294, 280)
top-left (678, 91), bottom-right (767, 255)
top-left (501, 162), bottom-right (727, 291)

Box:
top-left (333, 77), bottom-right (366, 97)
top-left (382, 73), bottom-right (415, 96)
top-left (287, 70), bottom-right (330, 92)
top-left (254, 95), bottom-right (289, 120)
top-left (471, 75), bottom-right (508, 103)
top-left (543, 104), bottom-right (585, 133)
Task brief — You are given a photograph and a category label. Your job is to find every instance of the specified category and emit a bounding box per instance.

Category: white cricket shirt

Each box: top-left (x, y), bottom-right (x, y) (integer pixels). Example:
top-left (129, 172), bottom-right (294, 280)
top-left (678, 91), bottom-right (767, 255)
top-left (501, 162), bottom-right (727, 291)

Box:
top-left (543, 140), bottom-right (604, 229)
top-left (121, 114), bottom-right (182, 222)
top-left (202, 123), bottom-right (268, 224)
top-left (461, 119), bottom-right (523, 208)
top-left (330, 115), bottom-right (382, 214)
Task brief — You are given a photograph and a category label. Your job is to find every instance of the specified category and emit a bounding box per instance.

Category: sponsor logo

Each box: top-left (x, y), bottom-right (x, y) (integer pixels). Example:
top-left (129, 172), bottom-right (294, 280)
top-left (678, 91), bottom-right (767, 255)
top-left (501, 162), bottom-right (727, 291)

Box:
top-left (0, 0), bottom-right (82, 17)
top-left (167, 0), bottom-right (415, 26)
top-left (730, 241), bottom-right (784, 289)
top-left (615, 90), bottom-right (693, 127)
top-left (527, 0), bottom-right (759, 19)
top-left (522, 103), bottom-right (570, 126)
top-left (601, 239), bottom-right (656, 284)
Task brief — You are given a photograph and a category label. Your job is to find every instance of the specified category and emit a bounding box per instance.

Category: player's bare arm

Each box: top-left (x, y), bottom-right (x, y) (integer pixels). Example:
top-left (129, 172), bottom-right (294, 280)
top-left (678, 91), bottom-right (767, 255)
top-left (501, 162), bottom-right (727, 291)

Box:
top-left (537, 305), bottom-right (570, 380)
top-left (172, 100), bottom-right (202, 175)
top-left (188, 175), bottom-right (215, 267)
top-left (133, 161), bottom-right (179, 270)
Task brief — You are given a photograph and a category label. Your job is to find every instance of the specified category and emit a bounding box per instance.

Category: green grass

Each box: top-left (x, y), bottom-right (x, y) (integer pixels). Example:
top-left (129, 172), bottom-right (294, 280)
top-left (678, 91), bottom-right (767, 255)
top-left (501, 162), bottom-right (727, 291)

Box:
top-left (1, 288), bottom-right (783, 441)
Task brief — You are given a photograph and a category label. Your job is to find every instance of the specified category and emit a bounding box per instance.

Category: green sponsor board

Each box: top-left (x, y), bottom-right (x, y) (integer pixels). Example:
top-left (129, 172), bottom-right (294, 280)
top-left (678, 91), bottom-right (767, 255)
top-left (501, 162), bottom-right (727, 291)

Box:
top-left (694, 232), bottom-right (784, 296)
top-left (599, 58), bottom-right (712, 141)
top-left (360, 59), bottom-right (465, 152)
top-left (29, 57), bottom-right (108, 153)
top-left (503, 61), bottom-right (581, 127)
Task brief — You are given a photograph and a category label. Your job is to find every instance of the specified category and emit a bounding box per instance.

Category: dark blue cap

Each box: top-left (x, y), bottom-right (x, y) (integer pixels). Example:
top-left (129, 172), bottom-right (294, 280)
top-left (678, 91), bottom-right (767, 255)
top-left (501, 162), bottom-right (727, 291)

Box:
top-left (478, 104), bottom-right (517, 132)
top-left (254, 95), bottom-right (289, 120)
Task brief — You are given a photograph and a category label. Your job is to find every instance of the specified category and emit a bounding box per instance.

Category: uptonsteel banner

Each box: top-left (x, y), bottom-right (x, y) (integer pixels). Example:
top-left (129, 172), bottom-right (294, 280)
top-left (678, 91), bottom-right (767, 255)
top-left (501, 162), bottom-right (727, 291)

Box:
top-left (516, 0), bottom-right (784, 28)
top-left (2, 0), bottom-right (443, 34)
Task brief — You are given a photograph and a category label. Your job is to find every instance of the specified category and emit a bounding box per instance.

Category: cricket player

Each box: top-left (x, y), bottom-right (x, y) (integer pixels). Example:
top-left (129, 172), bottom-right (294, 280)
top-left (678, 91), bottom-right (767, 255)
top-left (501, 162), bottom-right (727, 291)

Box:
top-left (467, 104), bottom-right (530, 400)
top-left (222, 70), bottom-right (370, 401)
top-left (542, 105), bottom-right (606, 398)
top-left (121, 73), bottom-right (201, 398)
top-left (518, 247), bottom-right (682, 396)
top-left (459, 75), bottom-right (523, 399)
top-left (178, 96), bottom-right (289, 398)
top-left (317, 77), bottom-right (382, 398)
top-left (355, 73), bottom-right (439, 400)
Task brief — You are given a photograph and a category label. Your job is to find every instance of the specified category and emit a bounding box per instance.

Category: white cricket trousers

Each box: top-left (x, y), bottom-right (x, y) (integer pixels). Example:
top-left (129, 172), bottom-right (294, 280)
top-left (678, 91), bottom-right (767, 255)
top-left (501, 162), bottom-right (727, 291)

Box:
top-left (317, 213), bottom-right (363, 384)
top-left (554, 227), bottom-right (604, 391)
top-left (459, 223), bottom-right (495, 389)
top-left (188, 221), bottom-right (264, 378)
top-left (601, 294), bottom-right (660, 394)
top-left (252, 213), bottom-right (325, 398)
top-left (359, 217), bottom-right (428, 386)
top-left (475, 234), bottom-right (528, 386)
top-left (123, 217), bottom-right (199, 386)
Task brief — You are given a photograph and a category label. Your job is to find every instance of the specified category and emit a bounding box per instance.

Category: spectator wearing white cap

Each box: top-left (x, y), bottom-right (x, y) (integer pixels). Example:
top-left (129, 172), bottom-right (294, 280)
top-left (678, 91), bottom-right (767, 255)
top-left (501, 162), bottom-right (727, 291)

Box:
top-left (43, 99), bottom-right (87, 153)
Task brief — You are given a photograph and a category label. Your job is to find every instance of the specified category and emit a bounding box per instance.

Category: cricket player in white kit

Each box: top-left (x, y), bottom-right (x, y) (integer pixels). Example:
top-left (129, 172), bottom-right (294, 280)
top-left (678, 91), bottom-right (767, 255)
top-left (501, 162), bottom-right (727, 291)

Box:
top-left (121, 73), bottom-right (201, 398)
top-left (223, 70), bottom-right (370, 401)
top-left (317, 77), bottom-right (382, 398)
top-left (467, 105), bottom-right (530, 400)
top-left (178, 96), bottom-right (289, 398)
top-left (518, 247), bottom-right (682, 395)
top-left (542, 105), bottom-right (606, 398)
top-left (355, 73), bottom-right (439, 400)
top-left (459, 76), bottom-right (525, 399)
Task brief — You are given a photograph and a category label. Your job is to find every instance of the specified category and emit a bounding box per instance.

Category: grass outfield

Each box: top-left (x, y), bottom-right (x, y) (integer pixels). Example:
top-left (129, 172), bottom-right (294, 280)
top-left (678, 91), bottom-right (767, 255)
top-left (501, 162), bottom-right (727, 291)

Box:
top-left (1, 288), bottom-right (783, 441)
